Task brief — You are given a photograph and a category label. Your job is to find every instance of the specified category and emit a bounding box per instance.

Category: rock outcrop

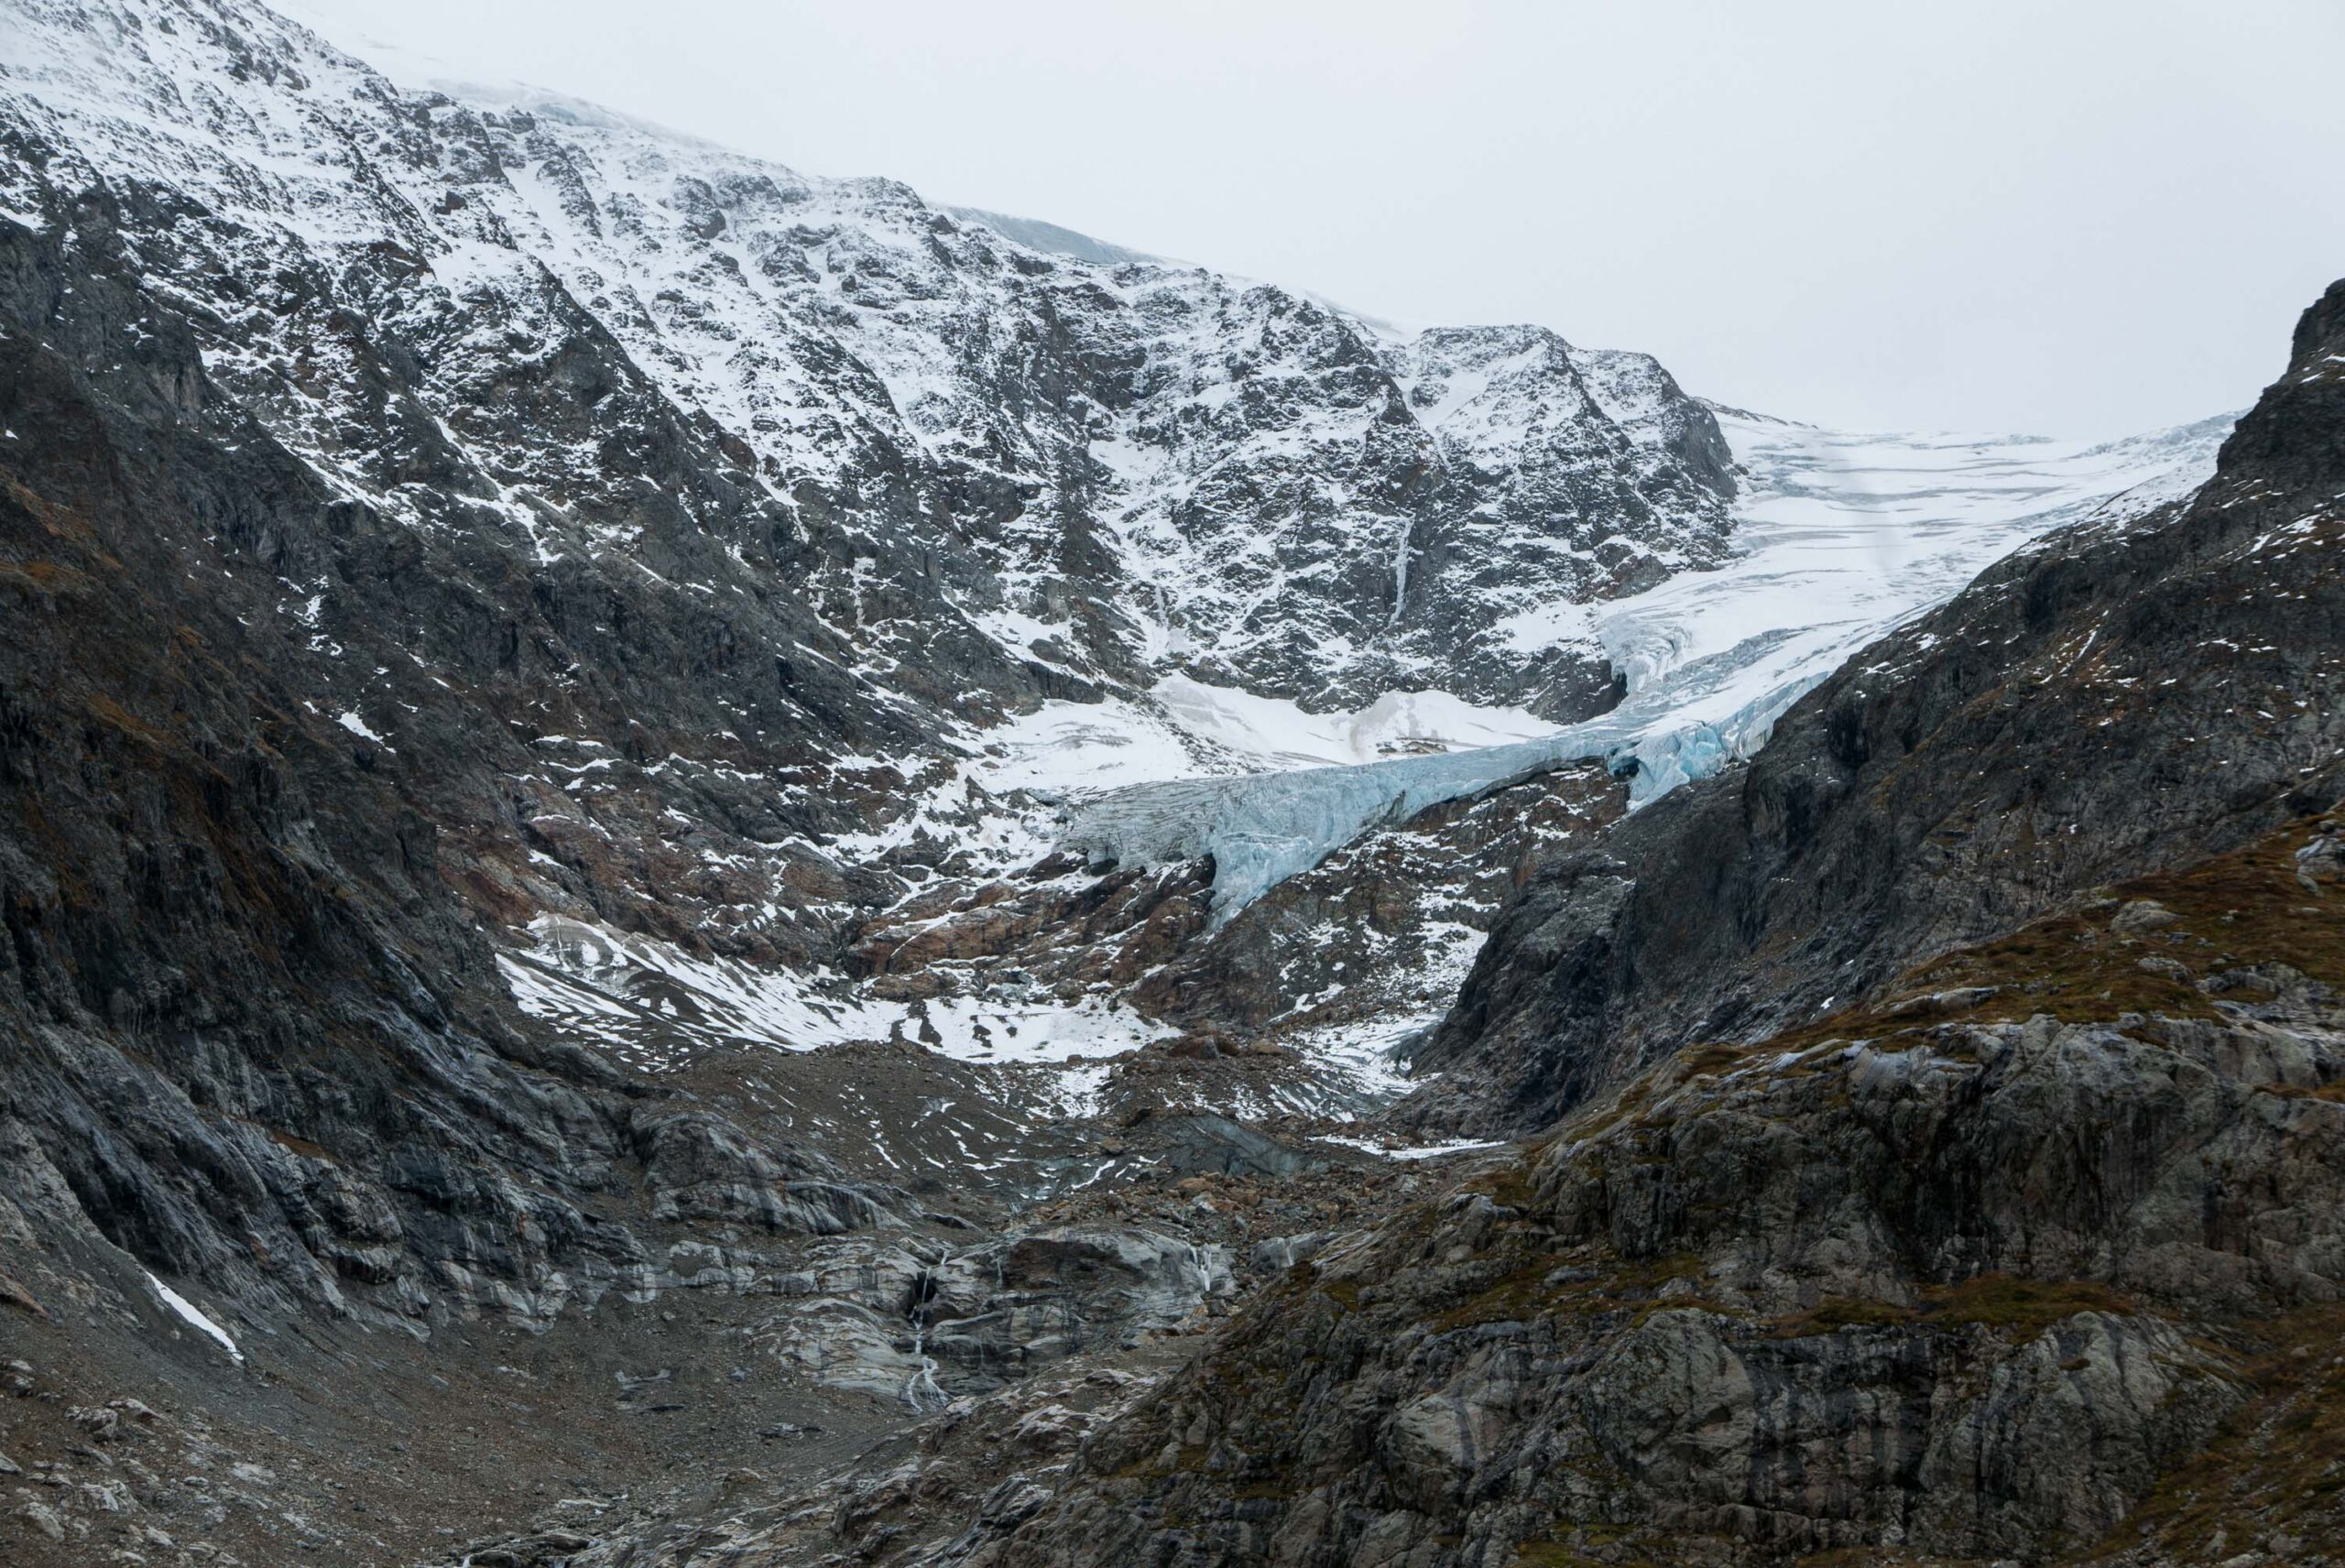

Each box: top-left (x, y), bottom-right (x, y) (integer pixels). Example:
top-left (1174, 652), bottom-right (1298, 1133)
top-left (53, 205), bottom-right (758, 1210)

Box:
top-left (969, 921), bottom-right (2345, 1564)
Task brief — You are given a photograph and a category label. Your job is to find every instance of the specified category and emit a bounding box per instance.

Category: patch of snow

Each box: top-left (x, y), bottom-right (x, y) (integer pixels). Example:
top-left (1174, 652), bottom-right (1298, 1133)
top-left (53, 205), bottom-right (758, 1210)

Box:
top-left (499, 915), bottom-right (1171, 1070)
top-left (146, 1271), bottom-right (244, 1364)
top-left (334, 710), bottom-right (389, 747)
top-left (973, 675), bottom-right (1554, 798)
top-left (1314, 1135), bottom-right (1507, 1162)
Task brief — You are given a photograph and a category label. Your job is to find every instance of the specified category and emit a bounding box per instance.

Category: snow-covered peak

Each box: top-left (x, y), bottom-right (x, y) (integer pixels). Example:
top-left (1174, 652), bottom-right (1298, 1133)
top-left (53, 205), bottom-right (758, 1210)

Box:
top-left (1, 0), bottom-right (1737, 734)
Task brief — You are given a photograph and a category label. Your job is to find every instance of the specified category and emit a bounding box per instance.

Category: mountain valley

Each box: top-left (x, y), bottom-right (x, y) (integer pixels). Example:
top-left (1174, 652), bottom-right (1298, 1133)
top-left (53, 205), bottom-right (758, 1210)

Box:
top-left (0, 4), bottom-right (2337, 1566)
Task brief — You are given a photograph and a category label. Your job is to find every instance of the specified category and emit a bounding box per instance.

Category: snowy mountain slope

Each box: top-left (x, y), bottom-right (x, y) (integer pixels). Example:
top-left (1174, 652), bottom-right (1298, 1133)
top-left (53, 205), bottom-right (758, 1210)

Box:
top-left (494, 406), bottom-right (2230, 1100)
top-left (0, 0), bottom-right (1756, 1062)
top-left (0, 0), bottom-right (1735, 735)
top-left (944, 205), bottom-right (1165, 268)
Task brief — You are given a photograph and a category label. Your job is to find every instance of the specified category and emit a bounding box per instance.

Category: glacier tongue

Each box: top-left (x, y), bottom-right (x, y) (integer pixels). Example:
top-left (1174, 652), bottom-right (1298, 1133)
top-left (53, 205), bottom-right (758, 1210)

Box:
top-left (1063, 408), bottom-right (2237, 919)
top-left (1056, 637), bottom-right (1816, 918)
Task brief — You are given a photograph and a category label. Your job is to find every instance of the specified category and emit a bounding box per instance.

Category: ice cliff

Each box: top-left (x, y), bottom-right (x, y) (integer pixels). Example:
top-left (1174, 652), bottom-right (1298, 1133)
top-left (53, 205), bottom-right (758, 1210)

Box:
top-left (1063, 409), bottom-right (2237, 918)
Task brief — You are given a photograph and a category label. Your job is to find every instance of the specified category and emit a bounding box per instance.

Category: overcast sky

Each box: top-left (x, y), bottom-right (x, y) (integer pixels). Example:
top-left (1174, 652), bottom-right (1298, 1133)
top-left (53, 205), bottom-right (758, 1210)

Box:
top-left (281, 0), bottom-right (2345, 440)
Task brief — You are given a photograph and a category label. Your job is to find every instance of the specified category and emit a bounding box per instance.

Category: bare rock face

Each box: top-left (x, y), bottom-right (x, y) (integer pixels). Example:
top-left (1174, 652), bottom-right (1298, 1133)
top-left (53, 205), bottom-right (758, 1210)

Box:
top-left (630, 1112), bottom-right (890, 1234)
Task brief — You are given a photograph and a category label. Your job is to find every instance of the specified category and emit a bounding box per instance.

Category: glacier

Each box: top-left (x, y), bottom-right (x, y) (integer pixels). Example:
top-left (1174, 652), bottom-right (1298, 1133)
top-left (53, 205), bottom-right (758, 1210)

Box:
top-left (1062, 408), bottom-right (2237, 918)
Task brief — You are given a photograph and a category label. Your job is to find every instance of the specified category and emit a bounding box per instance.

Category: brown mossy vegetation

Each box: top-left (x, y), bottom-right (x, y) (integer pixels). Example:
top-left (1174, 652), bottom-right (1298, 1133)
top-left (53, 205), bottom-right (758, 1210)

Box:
top-left (1772, 1274), bottom-right (2136, 1340)
top-left (2086, 1304), bottom-right (2345, 1560)
top-left (1685, 802), bottom-right (2344, 1066)
top-left (1423, 1249), bottom-right (2139, 1345)
top-left (1427, 813), bottom-right (2343, 1353)
top-left (1425, 1247), bottom-right (1715, 1334)
top-left (1461, 1162), bottom-right (1544, 1213)
top-left (1878, 804), bottom-right (2342, 1024)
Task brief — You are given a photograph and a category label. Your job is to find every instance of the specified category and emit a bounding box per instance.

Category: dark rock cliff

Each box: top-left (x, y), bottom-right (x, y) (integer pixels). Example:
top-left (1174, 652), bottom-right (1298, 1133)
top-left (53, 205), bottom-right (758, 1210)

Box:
top-left (0, 197), bottom-right (889, 1332)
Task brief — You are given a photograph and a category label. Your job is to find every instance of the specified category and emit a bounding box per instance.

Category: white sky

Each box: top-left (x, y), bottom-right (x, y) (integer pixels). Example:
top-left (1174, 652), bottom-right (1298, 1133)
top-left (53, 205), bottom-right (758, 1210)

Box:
top-left (281, 0), bottom-right (2345, 440)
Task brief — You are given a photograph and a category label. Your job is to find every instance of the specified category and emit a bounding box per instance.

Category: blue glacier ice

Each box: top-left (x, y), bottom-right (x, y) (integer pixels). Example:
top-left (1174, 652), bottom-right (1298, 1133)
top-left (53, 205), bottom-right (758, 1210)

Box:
top-left (1060, 634), bottom-right (1830, 920)
top-left (1062, 409), bottom-right (2236, 921)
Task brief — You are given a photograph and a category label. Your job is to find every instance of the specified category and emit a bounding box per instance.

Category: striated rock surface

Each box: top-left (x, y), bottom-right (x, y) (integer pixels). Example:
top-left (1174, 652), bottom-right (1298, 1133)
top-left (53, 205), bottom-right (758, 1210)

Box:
top-left (969, 952), bottom-right (2345, 1564)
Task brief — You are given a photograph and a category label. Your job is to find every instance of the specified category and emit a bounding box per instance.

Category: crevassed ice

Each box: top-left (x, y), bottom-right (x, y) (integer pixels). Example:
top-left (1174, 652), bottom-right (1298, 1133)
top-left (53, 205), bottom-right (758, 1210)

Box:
top-left (1063, 410), bottom-right (2236, 920)
top-left (1055, 648), bottom-right (1804, 918)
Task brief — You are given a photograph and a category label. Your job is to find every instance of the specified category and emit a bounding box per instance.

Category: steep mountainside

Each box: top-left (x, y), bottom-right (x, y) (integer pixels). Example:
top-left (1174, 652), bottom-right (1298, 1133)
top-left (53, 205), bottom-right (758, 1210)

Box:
top-left (1, 0), bottom-right (1733, 737)
top-left (0, 0), bottom-right (1753, 1073)
top-left (867, 281), bottom-right (2345, 1568)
